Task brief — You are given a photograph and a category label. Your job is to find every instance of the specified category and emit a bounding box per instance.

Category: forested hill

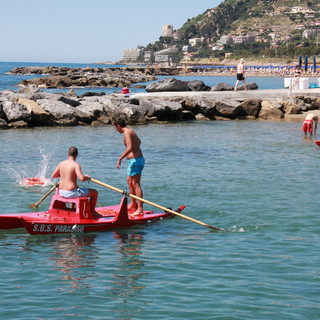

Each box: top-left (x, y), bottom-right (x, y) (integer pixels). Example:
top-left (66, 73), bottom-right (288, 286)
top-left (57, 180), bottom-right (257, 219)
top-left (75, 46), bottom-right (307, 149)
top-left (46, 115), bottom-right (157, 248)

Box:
top-left (146, 0), bottom-right (320, 61)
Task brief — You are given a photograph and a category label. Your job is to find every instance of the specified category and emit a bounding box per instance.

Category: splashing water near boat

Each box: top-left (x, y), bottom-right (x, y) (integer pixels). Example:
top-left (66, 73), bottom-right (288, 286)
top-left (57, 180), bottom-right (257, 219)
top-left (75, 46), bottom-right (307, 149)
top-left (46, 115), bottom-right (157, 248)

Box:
top-left (3, 148), bottom-right (54, 188)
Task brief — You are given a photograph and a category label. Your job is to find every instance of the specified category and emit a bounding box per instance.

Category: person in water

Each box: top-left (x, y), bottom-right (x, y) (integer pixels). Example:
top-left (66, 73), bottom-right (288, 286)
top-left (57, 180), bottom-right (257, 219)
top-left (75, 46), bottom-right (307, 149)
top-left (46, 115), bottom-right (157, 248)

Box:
top-left (302, 113), bottom-right (318, 136)
top-left (114, 118), bottom-right (145, 217)
top-left (51, 146), bottom-right (98, 215)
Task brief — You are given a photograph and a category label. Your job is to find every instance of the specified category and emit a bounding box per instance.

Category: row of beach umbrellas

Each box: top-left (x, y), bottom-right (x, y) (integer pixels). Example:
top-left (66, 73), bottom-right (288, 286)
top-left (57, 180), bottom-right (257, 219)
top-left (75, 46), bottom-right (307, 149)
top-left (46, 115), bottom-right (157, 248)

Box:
top-left (298, 55), bottom-right (317, 72)
top-left (187, 56), bottom-right (319, 72)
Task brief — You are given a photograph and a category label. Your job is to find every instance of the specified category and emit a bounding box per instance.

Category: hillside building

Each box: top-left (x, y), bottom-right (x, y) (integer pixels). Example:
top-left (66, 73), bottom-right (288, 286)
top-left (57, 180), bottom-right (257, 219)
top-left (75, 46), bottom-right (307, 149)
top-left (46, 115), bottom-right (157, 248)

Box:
top-left (144, 51), bottom-right (155, 63)
top-left (220, 35), bottom-right (233, 45)
top-left (189, 38), bottom-right (203, 46)
top-left (162, 25), bottom-right (174, 37)
top-left (121, 48), bottom-right (144, 63)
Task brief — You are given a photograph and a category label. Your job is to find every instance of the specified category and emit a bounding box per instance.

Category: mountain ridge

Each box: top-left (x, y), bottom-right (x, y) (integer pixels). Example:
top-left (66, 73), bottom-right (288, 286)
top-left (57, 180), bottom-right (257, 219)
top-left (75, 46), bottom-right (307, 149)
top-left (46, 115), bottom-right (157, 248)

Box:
top-left (144, 0), bottom-right (320, 63)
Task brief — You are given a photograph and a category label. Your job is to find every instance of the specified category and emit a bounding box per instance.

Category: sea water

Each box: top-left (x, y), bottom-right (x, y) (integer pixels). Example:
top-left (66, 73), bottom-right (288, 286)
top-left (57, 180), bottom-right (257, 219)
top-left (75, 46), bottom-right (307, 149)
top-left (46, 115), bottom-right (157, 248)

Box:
top-left (0, 61), bottom-right (285, 95)
top-left (0, 122), bottom-right (319, 319)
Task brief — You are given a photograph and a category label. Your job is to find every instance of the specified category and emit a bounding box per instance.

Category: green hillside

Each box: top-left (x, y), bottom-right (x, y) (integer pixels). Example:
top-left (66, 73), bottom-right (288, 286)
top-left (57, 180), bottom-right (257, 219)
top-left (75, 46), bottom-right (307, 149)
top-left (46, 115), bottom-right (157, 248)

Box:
top-left (146, 0), bottom-right (320, 62)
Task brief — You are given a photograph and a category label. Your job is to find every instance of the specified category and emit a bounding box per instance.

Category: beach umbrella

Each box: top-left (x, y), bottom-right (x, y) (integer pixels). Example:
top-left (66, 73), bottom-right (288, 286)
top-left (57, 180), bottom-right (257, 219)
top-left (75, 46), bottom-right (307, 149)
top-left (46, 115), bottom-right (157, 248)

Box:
top-left (304, 55), bottom-right (308, 72)
top-left (313, 56), bottom-right (317, 73)
top-left (298, 56), bottom-right (302, 68)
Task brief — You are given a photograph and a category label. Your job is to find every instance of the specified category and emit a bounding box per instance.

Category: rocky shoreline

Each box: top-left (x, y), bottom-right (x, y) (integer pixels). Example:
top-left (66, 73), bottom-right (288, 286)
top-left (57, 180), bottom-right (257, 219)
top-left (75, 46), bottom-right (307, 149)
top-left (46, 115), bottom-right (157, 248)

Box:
top-left (9, 66), bottom-right (179, 89)
top-left (1, 66), bottom-right (320, 129)
top-left (1, 85), bottom-right (320, 129)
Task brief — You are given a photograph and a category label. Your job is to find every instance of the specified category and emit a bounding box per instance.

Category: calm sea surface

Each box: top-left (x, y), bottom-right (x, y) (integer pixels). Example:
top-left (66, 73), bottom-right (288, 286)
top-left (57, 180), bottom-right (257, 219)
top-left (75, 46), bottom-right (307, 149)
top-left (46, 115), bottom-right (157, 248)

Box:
top-left (1, 121), bottom-right (320, 319)
top-left (1, 62), bottom-right (320, 319)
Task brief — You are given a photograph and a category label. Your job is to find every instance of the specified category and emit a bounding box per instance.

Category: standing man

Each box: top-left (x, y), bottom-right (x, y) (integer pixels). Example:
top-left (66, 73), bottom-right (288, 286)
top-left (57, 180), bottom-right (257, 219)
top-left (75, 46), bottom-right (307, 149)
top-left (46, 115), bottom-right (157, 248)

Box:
top-left (52, 146), bottom-right (98, 215)
top-left (114, 118), bottom-right (145, 216)
top-left (302, 113), bottom-right (318, 136)
top-left (234, 58), bottom-right (247, 91)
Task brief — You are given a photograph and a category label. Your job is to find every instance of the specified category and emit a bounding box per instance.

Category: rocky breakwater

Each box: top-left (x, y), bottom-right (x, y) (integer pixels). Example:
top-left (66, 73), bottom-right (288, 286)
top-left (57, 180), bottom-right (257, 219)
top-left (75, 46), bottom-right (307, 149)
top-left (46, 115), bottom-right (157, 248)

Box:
top-left (1, 83), bottom-right (320, 129)
top-left (9, 66), bottom-right (179, 89)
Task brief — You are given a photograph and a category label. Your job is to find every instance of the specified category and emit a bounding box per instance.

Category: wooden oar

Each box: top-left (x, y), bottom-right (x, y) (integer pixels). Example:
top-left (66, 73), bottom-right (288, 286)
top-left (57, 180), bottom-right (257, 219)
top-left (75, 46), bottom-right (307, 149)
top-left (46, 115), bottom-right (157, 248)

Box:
top-left (29, 182), bottom-right (60, 208)
top-left (90, 178), bottom-right (220, 230)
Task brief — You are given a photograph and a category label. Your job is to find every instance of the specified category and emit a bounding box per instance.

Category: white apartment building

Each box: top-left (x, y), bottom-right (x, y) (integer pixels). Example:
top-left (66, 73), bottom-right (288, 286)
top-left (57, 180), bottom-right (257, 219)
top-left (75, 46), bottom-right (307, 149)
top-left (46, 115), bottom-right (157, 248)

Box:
top-left (121, 48), bottom-right (144, 63)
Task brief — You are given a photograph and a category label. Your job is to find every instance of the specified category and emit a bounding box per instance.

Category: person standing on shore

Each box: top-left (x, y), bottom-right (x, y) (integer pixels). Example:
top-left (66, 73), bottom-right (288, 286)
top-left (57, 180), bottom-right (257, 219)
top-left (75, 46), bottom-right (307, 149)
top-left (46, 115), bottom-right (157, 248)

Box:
top-left (114, 118), bottom-right (145, 217)
top-left (234, 58), bottom-right (247, 91)
top-left (302, 113), bottom-right (318, 136)
top-left (290, 64), bottom-right (302, 90)
top-left (51, 146), bottom-right (99, 215)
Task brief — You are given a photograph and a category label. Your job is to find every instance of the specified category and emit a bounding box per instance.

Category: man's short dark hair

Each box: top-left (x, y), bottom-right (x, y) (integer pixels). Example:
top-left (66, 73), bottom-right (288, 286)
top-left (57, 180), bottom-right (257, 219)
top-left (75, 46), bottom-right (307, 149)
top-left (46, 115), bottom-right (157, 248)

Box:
top-left (114, 118), bottom-right (126, 128)
top-left (68, 146), bottom-right (78, 157)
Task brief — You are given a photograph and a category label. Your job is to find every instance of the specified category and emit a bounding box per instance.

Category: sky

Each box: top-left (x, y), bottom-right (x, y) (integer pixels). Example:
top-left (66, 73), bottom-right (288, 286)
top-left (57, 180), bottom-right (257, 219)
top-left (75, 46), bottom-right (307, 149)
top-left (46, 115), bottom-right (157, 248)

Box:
top-left (0, 0), bottom-right (222, 63)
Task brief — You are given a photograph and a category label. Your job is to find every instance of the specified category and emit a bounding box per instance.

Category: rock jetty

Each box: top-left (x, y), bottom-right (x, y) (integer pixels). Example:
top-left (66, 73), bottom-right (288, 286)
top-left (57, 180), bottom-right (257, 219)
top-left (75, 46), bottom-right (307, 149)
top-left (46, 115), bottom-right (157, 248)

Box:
top-left (1, 85), bottom-right (320, 129)
top-left (9, 66), bottom-right (179, 89)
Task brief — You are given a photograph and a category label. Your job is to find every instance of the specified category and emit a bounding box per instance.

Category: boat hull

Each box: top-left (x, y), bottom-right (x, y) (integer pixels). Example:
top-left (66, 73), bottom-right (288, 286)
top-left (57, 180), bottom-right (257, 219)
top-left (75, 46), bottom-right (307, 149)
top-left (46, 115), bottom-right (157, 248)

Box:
top-left (0, 196), bottom-right (175, 235)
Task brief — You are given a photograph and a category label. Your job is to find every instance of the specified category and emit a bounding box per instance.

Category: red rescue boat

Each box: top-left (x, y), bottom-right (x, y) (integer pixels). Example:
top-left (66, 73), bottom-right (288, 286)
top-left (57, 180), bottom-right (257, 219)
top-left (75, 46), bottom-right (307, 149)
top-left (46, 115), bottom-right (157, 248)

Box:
top-left (0, 192), bottom-right (185, 235)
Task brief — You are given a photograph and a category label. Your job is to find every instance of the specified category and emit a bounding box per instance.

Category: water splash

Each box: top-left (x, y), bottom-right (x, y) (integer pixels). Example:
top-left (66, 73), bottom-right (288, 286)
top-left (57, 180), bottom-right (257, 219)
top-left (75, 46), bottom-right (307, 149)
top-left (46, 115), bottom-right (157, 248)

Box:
top-left (36, 148), bottom-right (53, 179)
top-left (2, 147), bottom-right (54, 188)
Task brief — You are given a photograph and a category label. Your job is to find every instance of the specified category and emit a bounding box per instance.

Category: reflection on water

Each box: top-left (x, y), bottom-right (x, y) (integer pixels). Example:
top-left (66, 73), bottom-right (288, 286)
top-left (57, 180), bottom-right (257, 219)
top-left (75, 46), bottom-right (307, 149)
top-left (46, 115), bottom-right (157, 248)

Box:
top-left (22, 230), bottom-right (147, 319)
top-left (50, 235), bottom-right (97, 291)
top-left (108, 231), bottom-right (146, 319)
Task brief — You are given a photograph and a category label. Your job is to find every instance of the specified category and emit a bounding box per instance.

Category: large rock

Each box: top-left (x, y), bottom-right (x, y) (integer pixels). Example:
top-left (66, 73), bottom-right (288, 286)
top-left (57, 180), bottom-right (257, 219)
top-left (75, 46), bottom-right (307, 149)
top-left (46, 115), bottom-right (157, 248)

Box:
top-left (241, 99), bottom-right (261, 117)
top-left (138, 98), bottom-right (183, 121)
top-left (259, 100), bottom-right (284, 120)
top-left (17, 98), bottom-right (51, 125)
top-left (2, 100), bottom-right (31, 122)
top-left (211, 83), bottom-right (234, 91)
top-left (197, 98), bottom-right (218, 119)
top-left (37, 99), bottom-right (90, 125)
top-left (103, 100), bottom-right (146, 124)
top-left (146, 77), bottom-right (190, 92)
top-left (215, 100), bottom-right (245, 118)
top-left (76, 101), bottom-right (105, 120)
top-left (281, 101), bottom-right (301, 114)
top-left (312, 97), bottom-right (320, 109)
top-left (186, 80), bottom-right (210, 91)
top-left (238, 82), bottom-right (259, 90)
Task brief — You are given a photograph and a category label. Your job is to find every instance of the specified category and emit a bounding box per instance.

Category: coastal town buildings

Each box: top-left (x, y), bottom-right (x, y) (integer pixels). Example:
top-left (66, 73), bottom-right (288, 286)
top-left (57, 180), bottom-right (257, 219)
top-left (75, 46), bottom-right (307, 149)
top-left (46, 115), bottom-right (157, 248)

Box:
top-left (121, 48), bottom-right (144, 63)
top-left (120, 1), bottom-right (320, 65)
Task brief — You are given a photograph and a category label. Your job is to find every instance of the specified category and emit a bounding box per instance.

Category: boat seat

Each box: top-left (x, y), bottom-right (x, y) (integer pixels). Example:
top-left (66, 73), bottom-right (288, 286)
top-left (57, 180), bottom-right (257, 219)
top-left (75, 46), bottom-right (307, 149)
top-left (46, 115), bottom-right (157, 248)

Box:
top-left (49, 193), bottom-right (92, 219)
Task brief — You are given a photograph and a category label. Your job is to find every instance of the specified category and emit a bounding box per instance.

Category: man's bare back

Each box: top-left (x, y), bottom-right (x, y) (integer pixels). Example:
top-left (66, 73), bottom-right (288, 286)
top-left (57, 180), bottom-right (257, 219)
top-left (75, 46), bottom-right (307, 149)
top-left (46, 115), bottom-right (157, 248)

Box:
top-left (52, 159), bottom-right (82, 190)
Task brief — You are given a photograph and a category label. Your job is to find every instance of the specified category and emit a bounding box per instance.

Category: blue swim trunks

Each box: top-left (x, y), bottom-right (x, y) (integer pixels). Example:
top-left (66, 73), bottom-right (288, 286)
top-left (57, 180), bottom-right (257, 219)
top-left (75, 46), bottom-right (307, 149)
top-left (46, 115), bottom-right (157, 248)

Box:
top-left (127, 157), bottom-right (145, 177)
top-left (59, 187), bottom-right (90, 198)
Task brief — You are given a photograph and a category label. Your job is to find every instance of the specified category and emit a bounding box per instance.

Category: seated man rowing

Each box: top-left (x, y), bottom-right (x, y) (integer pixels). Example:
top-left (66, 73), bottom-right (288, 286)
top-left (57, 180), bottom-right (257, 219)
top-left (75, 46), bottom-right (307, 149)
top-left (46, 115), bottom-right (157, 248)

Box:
top-left (51, 146), bottom-right (99, 217)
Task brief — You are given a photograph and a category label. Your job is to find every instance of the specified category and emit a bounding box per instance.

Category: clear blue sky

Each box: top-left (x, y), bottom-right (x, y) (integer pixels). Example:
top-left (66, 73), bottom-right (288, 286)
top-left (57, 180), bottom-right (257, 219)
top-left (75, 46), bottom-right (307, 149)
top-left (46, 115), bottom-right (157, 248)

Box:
top-left (1, 0), bottom-right (222, 63)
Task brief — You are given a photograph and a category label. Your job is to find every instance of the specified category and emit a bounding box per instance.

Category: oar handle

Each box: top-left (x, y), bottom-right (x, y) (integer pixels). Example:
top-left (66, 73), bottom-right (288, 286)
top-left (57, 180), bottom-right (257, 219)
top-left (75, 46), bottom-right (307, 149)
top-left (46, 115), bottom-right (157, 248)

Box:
top-left (29, 182), bottom-right (59, 208)
top-left (90, 178), bottom-right (220, 230)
